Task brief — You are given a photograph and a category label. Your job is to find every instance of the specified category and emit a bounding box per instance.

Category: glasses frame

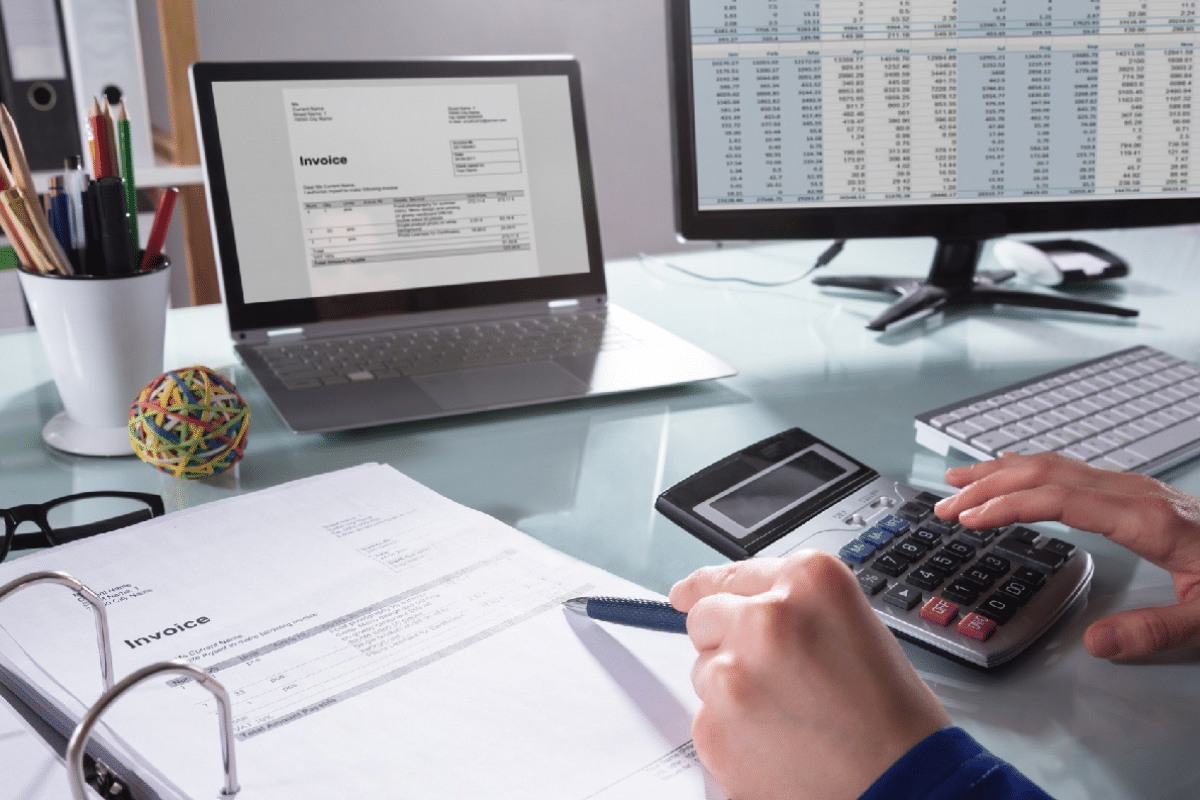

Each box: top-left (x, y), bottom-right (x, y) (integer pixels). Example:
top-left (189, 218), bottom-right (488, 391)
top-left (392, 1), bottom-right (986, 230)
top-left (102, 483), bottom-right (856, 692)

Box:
top-left (0, 491), bottom-right (165, 562)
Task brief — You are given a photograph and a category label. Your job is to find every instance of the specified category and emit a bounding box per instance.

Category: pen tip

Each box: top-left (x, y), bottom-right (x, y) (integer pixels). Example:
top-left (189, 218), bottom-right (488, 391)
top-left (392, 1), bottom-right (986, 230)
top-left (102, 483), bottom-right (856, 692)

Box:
top-left (563, 597), bottom-right (587, 614)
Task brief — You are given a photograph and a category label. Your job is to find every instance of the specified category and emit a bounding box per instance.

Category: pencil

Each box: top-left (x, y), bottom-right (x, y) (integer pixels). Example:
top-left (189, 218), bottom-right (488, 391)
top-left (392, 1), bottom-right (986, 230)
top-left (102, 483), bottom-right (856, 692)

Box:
top-left (88, 98), bottom-right (115, 179)
top-left (0, 193), bottom-right (37, 271)
top-left (0, 188), bottom-right (54, 274)
top-left (0, 104), bottom-right (73, 274)
top-left (116, 102), bottom-right (138, 251)
top-left (140, 186), bottom-right (177, 272)
top-left (100, 99), bottom-right (120, 181)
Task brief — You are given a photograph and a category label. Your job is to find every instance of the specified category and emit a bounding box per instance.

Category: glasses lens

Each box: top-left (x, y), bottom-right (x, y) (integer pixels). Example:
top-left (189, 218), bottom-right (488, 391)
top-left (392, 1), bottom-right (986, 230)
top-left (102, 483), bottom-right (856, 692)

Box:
top-left (44, 495), bottom-right (158, 544)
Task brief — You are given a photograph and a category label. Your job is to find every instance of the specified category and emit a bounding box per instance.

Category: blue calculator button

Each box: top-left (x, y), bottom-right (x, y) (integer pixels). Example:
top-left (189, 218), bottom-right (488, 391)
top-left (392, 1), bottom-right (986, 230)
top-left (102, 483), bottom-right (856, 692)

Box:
top-left (862, 526), bottom-right (894, 547)
top-left (878, 515), bottom-right (911, 535)
top-left (838, 539), bottom-right (876, 564)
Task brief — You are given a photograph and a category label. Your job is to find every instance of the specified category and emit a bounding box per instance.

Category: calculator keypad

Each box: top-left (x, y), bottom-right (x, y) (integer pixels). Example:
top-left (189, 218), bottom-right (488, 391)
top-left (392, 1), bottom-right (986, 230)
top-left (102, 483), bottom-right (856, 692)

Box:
top-left (838, 493), bottom-right (1076, 646)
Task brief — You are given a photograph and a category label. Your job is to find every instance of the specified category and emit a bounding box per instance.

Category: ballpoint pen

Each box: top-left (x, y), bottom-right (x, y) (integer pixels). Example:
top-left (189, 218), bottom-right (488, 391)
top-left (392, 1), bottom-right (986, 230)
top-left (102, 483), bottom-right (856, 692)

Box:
top-left (563, 596), bottom-right (688, 634)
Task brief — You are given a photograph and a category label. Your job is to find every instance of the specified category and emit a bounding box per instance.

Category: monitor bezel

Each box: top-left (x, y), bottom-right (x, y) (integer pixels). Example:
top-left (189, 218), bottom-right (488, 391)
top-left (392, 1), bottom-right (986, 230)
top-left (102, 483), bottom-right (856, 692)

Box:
top-left (666, 0), bottom-right (1200, 244)
top-left (190, 57), bottom-right (607, 336)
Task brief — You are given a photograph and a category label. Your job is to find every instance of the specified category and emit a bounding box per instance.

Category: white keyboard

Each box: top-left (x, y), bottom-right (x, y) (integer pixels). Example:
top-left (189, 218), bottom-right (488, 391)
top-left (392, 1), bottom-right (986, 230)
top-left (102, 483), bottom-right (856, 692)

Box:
top-left (915, 346), bottom-right (1200, 475)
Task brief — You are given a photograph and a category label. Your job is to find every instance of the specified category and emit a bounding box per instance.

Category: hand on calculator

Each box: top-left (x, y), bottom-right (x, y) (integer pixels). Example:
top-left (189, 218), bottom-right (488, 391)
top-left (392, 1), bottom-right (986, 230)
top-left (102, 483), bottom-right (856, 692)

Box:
top-left (936, 451), bottom-right (1200, 661)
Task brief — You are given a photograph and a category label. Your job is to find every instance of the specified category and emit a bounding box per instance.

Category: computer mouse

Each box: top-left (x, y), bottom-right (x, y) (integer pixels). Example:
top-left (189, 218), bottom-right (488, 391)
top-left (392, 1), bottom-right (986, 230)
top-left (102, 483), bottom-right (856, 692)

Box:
top-left (992, 239), bottom-right (1129, 286)
top-left (992, 239), bottom-right (1062, 285)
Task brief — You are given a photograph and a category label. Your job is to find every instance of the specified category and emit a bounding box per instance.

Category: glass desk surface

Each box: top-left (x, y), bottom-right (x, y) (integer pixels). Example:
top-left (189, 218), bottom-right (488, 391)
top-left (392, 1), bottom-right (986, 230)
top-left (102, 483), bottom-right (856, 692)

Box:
top-left (4, 228), bottom-right (1200, 799)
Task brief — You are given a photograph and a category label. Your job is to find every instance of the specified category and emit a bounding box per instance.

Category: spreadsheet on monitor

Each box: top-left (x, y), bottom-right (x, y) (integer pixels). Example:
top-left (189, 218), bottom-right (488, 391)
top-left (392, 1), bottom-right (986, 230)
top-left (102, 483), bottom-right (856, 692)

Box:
top-left (687, 0), bottom-right (1198, 209)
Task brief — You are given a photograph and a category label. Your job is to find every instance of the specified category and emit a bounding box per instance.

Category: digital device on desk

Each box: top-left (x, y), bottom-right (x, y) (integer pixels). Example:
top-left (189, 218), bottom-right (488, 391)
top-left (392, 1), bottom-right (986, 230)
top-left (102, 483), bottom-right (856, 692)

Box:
top-left (190, 58), bottom-right (733, 433)
top-left (916, 346), bottom-right (1200, 475)
top-left (661, 0), bottom-right (1200, 331)
top-left (656, 428), bottom-right (1093, 669)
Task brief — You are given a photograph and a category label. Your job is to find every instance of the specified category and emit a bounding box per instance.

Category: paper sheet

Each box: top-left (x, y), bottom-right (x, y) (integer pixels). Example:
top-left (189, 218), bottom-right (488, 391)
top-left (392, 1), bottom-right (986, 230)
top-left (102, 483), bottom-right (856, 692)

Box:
top-left (0, 464), bottom-right (725, 800)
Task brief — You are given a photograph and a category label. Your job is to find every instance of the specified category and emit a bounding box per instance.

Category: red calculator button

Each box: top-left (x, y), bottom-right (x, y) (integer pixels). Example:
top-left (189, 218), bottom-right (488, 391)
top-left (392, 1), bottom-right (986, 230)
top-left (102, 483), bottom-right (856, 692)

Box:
top-left (957, 612), bottom-right (998, 642)
top-left (920, 597), bottom-right (960, 626)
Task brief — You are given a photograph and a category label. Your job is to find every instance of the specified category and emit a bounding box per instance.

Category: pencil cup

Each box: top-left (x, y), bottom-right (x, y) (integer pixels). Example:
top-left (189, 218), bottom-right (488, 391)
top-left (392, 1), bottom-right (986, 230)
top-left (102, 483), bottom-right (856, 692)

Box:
top-left (18, 257), bottom-right (170, 457)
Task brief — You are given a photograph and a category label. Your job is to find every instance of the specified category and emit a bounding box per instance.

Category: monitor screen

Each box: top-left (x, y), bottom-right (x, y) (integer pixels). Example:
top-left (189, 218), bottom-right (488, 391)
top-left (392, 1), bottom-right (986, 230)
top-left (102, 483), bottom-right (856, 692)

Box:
top-left (666, 0), bottom-right (1200, 327)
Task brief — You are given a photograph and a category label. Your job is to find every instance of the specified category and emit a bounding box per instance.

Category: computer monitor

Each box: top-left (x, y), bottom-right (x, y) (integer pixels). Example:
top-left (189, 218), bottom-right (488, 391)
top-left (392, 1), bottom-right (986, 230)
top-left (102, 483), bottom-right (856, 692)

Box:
top-left (666, 0), bottom-right (1200, 330)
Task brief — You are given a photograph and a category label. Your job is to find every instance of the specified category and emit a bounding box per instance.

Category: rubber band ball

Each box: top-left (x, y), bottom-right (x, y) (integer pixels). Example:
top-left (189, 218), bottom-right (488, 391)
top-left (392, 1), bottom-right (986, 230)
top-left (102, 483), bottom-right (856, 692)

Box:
top-left (128, 366), bottom-right (250, 479)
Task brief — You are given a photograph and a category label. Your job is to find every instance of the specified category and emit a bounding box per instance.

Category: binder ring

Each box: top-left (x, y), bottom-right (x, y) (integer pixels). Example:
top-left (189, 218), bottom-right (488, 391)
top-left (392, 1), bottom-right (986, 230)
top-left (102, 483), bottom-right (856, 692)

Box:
top-left (0, 570), bottom-right (115, 691)
top-left (67, 660), bottom-right (241, 799)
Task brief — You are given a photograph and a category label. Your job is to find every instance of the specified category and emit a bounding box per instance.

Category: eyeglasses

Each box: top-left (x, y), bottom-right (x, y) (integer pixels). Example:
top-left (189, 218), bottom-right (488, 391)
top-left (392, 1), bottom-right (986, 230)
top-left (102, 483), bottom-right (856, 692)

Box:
top-left (0, 492), bottom-right (165, 562)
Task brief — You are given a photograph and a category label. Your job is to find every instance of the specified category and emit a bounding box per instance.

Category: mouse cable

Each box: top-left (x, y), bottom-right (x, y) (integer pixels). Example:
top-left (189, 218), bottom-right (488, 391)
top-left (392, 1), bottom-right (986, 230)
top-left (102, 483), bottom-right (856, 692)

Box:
top-left (637, 240), bottom-right (845, 287)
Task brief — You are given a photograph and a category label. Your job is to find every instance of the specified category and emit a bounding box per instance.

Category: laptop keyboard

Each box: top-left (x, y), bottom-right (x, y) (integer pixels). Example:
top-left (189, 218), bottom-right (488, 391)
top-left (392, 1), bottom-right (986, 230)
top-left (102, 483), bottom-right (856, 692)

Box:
top-left (256, 310), bottom-right (642, 389)
top-left (915, 346), bottom-right (1200, 474)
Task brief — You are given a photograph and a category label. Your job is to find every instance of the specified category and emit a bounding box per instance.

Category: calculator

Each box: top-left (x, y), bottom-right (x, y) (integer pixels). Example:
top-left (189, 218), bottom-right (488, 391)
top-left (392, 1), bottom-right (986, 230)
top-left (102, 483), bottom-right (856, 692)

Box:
top-left (655, 428), bottom-right (1093, 669)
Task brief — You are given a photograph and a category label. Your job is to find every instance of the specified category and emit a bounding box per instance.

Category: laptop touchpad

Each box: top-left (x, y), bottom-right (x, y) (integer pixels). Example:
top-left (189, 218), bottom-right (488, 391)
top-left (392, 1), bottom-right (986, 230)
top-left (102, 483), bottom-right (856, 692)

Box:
top-left (413, 362), bottom-right (590, 410)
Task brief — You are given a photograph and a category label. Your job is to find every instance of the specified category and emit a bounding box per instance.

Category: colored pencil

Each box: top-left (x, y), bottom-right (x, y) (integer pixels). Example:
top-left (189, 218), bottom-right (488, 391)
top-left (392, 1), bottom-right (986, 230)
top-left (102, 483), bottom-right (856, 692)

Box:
top-left (116, 102), bottom-right (138, 251)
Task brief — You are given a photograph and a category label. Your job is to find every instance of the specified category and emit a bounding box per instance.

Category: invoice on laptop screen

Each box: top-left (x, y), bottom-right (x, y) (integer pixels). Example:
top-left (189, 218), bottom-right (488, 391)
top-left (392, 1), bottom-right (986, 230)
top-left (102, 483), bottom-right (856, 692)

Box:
top-left (210, 74), bottom-right (592, 305)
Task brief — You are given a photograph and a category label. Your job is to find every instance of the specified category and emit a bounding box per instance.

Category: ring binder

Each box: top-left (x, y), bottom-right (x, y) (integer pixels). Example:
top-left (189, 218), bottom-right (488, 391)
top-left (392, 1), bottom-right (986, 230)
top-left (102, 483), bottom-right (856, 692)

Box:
top-left (0, 569), bottom-right (114, 691)
top-left (66, 660), bottom-right (241, 800)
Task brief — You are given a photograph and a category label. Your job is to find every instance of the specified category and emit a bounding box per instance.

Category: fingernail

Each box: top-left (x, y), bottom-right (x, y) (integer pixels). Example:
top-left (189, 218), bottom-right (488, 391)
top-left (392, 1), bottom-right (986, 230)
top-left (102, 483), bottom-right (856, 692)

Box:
top-left (1089, 625), bottom-right (1122, 659)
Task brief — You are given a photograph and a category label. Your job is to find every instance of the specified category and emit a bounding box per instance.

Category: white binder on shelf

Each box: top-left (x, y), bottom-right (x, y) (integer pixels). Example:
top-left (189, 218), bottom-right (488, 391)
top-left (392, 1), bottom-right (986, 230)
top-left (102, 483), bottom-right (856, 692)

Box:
top-left (58, 0), bottom-right (152, 170)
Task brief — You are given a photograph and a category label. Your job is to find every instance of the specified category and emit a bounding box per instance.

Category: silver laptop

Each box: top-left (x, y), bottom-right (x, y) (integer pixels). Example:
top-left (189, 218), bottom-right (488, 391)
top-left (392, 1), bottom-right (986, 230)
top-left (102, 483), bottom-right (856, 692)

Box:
top-left (190, 57), bottom-right (732, 433)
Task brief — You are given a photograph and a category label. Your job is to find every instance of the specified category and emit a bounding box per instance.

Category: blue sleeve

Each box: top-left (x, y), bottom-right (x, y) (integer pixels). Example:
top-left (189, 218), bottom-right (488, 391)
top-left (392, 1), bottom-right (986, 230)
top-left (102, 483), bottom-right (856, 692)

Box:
top-left (858, 727), bottom-right (1055, 800)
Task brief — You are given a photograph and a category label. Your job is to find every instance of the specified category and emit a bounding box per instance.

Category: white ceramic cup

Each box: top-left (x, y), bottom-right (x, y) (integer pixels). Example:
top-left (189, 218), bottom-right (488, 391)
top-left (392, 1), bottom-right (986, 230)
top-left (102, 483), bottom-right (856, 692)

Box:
top-left (17, 261), bottom-right (170, 456)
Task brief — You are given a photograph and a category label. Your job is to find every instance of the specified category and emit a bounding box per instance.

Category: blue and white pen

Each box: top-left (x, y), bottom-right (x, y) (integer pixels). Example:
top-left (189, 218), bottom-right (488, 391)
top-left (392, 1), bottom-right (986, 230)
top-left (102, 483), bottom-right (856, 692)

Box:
top-left (563, 596), bottom-right (689, 634)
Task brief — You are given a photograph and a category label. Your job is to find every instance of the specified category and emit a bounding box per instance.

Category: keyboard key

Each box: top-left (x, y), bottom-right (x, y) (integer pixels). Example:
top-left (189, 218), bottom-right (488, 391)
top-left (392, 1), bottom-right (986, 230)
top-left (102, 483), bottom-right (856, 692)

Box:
top-left (957, 527), bottom-right (1000, 546)
top-left (862, 526), bottom-right (894, 547)
top-left (877, 515), bottom-right (912, 535)
top-left (926, 551), bottom-right (962, 574)
top-left (884, 584), bottom-right (923, 611)
top-left (1041, 538), bottom-right (1076, 559)
top-left (995, 579), bottom-right (1035, 606)
top-left (893, 539), bottom-right (928, 560)
top-left (1008, 527), bottom-right (1040, 545)
top-left (941, 579), bottom-right (983, 606)
top-left (976, 593), bottom-right (1020, 625)
top-left (943, 540), bottom-right (977, 560)
top-left (920, 597), bottom-right (960, 626)
top-left (897, 501), bottom-right (933, 522)
top-left (857, 570), bottom-right (888, 596)
top-left (961, 566), bottom-right (998, 589)
top-left (957, 612), bottom-right (998, 641)
top-left (906, 567), bottom-right (946, 592)
top-left (977, 553), bottom-right (1011, 575)
top-left (911, 528), bottom-right (941, 547)
top-left (1012, 566), bottom-right (1046, 589)
top-left (921, 518), bottom-right (956, 537)
top-left (872, 553), bottom-right (910, 577)
top-left (838, 539), bottom-right (876, 564)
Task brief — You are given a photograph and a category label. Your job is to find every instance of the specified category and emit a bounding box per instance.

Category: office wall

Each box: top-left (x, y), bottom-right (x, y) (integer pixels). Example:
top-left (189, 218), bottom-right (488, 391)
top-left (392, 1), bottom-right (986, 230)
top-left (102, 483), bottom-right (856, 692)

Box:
top-left (166, 0), bottom-right (708, 265)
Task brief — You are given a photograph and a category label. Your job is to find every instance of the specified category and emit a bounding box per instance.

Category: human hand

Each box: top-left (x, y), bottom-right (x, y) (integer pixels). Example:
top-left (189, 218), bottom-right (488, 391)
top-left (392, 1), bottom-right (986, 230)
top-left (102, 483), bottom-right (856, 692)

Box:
top-left (669, 552), bottom-right (950, 800)
top-left (935, 452), bottom-right (1200, 660)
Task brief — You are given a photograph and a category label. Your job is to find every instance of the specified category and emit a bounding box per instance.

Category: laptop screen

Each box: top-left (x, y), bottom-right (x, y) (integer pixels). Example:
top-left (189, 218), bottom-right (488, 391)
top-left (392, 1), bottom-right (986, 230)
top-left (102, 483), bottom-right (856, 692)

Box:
top-left (191, 59), bottom-right (607, 335)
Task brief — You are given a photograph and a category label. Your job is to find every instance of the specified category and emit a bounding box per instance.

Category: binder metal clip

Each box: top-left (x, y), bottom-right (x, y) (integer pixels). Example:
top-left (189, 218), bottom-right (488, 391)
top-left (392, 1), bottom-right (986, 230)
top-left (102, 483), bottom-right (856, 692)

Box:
top-left (67, 659), bottom-right (241, 799)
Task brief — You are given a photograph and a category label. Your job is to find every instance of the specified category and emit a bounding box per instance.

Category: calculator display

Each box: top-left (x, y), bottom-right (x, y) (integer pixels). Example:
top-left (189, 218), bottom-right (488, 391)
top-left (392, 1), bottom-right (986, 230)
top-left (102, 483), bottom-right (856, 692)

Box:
top-left (709, 450), bottom-right (847, 529)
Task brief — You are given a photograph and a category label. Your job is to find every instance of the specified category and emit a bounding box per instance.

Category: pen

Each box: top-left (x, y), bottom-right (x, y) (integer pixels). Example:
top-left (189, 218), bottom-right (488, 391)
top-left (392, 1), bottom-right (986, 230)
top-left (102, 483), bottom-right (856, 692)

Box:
top-left (63, 156), bottom-right (88, 269)
top-left (93, 176), bottom-right (135, 275)
top-left (563, 596), bottom-right (688, 634)
top-left (140, 186), bottom-right (177, 271)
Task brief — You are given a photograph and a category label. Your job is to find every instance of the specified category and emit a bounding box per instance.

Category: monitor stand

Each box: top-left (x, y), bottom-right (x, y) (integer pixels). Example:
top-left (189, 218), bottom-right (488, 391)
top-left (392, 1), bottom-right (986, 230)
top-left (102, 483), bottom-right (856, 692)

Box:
top-left (811, 238), bottom-right (1139, 332)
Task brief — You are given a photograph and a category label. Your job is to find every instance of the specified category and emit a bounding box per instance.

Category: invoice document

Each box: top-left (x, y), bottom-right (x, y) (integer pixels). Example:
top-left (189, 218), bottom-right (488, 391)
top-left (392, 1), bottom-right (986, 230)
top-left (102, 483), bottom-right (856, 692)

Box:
top-left (284, 84), bottom-right (540, 297)
top-left (0, 464), bottom-right (725, 800)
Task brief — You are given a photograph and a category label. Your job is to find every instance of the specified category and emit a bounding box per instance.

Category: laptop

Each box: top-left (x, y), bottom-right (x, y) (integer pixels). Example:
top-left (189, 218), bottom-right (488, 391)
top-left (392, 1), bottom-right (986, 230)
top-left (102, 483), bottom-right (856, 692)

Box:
top-left (189, 57), bottom-right (733, 433)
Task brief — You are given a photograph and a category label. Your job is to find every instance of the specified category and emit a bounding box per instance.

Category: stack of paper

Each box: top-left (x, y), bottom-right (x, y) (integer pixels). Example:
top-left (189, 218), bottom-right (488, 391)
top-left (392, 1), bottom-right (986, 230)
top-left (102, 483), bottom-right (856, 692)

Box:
top-left (0, 464), bottom-right (724, 799)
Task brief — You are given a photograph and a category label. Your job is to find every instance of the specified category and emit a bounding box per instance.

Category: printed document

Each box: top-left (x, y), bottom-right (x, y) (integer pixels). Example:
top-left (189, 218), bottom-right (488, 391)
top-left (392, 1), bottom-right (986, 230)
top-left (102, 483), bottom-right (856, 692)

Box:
top-left (0, 464), bottom-right (725, 799)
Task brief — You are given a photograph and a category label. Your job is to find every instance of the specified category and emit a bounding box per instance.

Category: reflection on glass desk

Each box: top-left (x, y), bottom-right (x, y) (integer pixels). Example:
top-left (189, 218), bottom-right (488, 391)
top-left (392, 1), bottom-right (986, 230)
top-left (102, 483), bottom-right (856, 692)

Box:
top-left (3, 228), bottom-right (1200, 800)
